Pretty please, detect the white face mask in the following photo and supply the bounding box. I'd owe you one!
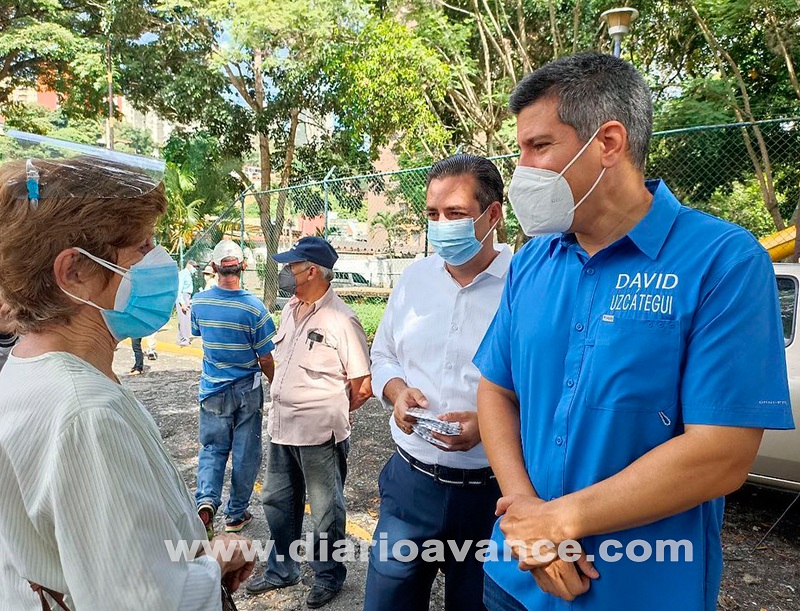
[508,126,605,236]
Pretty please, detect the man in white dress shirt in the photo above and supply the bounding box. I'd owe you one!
[364,154,512,611]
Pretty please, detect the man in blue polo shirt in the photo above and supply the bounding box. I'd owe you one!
[192,239,276,537]
[474,52,794,611]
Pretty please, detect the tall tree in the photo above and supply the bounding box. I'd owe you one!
[117,0,449,305]
[0,1,104,111]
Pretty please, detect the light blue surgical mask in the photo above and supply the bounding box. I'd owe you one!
[61,245,179,340]
[427,208,498,266]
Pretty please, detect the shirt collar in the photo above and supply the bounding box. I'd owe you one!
[625,179,682,260]
[481,244,513,278]
[287,285,335,314]
[548,179,681,260]
[437,243,513,280]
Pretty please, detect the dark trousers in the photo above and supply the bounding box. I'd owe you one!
[484,575,529,611]
[131,338,143,371]
[260,435,350,592]
[363,451,501,611]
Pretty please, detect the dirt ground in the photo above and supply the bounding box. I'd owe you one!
[114,347,800,611]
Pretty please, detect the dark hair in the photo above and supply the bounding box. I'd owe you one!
[426,154,504,212]
[217,263,242,277]
[509,52,653,170]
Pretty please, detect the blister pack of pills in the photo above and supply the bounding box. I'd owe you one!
[407,408,462,436]
[412,424,452,449]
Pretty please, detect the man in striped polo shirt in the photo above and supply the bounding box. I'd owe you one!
[191,239,276,537]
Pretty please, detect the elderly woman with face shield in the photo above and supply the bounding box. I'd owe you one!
[0,150,253,611]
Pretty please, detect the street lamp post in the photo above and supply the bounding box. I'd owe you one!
[600,7,639,57]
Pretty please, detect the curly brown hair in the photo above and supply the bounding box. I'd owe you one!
[0,157,167,333]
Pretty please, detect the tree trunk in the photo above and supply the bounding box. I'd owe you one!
[767,10,800,102]
[513,231,530,253]
[262,109,301,306]
[495,211,508,244]
[687,2,784,230]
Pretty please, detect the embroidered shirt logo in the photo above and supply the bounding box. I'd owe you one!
[609,272,679,315]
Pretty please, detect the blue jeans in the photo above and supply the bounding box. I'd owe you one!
[260,435,350,592]
[131,338,143,371]
[195,375,264,519]
[484,575,529,611]
[363,451,501,611]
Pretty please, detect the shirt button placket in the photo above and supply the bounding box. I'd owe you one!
[551,262,600,499]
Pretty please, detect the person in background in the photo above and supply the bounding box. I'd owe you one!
[177,259,197,346]
[130,337,145,375]
[474,52,794,611]
[144,333,158,360]
[246,236,372,609]
[191,239,276,538]
[203,264,217,289]
[0,155,253,610]
[364,155,509,611]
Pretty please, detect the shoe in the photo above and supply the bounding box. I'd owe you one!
[146,351,158,361]
[129,367,143,376]
[306,586,341,608]
[245,572,300,595]
[224,509,252,532]
[197,503,215,540]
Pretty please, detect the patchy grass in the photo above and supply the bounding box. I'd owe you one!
[270,300,387,342]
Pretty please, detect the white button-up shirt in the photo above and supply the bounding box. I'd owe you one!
[371,245,512,469]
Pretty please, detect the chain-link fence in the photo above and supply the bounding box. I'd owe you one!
[648,118,800,259]
[184,117,800,339]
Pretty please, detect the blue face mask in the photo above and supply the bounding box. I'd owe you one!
[427,208,498,266]
[62,245,179,341]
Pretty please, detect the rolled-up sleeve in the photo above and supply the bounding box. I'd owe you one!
[52,407,222,611]
[338,315,371,380]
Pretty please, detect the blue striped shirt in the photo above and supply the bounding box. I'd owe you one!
[191,286,276,401]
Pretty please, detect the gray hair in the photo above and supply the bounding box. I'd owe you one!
[509,52,653,171]
[312,264,334,282]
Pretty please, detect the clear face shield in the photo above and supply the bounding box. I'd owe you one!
[0,128,173,341]
[0,127,166,207]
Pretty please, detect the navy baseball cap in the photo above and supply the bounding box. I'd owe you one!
[272,236,339,269]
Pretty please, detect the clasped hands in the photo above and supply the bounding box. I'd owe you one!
[497,494,599,602]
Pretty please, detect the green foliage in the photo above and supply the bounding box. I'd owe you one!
[157,130,243,253]
[370,209,419,255]
[7,0,800,247]
[327,17,451,156]
[156,162,205,252]
[693,179,778,238]
[0,1,104,111]
[163,130,240,211]
[349,300,386,341]
[116,123,155,156]
[1,103,55,135]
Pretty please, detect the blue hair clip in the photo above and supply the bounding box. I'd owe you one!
[26,159,39,209]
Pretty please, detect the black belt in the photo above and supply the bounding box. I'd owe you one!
[397,446,496,487]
